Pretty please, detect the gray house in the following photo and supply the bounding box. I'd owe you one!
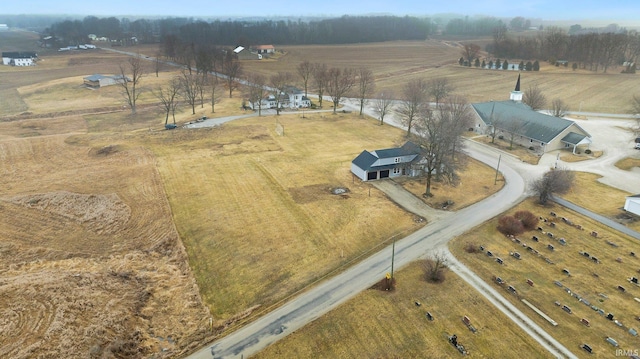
[351,142,423,181]
[471,75,592,154]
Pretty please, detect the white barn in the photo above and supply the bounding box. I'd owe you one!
[624,195,640,216]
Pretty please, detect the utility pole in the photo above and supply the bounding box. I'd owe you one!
[390,237,396,279]
[494,154,502,185]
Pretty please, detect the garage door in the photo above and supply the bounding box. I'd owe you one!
[367,171,378,180]
[380,170,390,179]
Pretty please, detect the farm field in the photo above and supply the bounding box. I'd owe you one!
[449,199,640,358]
[2,29,639,358]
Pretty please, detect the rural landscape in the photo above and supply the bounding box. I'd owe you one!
[1,11,640,359]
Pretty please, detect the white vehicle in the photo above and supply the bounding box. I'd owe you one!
[78,45,87,50]
[634,143,640,150]
[85,44,96,49]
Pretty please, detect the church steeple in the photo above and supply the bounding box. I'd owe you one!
[510,73,523,102]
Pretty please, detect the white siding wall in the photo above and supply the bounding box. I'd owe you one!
[624,198,640,216]
[373,154,415,166]
[351,163,367,181]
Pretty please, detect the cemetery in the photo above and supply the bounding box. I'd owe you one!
[450,199,640,356]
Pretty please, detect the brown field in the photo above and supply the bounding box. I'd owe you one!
[449,199,640,358]
[254,261,552,359]
[615,157,640,171]
[2,29,639,358]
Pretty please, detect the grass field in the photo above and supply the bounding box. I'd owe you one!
[254,261,552,359]
[449,199,640,358]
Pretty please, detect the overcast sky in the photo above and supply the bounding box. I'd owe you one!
[1,0,638,21]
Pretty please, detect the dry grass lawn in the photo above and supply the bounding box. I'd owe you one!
[615,157,640,171]
[560,150,603,162]
[396,154,504,211]
[142,113,424,322]
[471,135,542,164]
[563,172,638,232]
[254,261,552,359]
[450,198,640,358]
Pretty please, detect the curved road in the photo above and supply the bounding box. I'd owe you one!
[189,101,580,359]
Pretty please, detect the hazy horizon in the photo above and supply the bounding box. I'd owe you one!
[1,0,639,23]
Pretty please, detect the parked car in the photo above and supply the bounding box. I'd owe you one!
[635,143,640,150]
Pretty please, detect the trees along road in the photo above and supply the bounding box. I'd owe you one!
[189,100,581,359]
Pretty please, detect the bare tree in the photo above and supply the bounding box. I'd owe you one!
[244,73,267,116]
[428,77,454,106]
[374,91,395,125]
[551,98,570,117]
[532,168,575,204]
[210,76,222,113]
[503,117,525,150]
[154,51,163,77]
[356,67,376,117]
[179,70,200,115]
[326,67,356,114]
[411,97,471,197]
[397,78,428,136]
[154,77,180,126]
[422,252,448,283]
[270,72,294,115]
[311,63,328,108]
[297,60,313,98]
[118,56,145,114]
[461,43,481,66]
[523,84,547,111]
[218,51,243,98]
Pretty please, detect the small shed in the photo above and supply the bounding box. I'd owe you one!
[624,195,640,216]
[83,74,129,88]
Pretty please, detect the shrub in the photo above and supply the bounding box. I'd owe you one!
[514,210,538,230]
[585,149,592,154]
[464,242,480,253]
[423,256,448,283]
[529,146,534,151]
[497,215,524,236]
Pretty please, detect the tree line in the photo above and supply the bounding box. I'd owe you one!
[44,15,433,48]
[488,26,640,73]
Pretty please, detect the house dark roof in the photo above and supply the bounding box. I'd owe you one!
[472,100,589,144]
[561,132,589,145]
[374,141,420,159]
[2,51,37,58]
[352,150,378,171]
[352,141,421,172]
[628,194,640,198]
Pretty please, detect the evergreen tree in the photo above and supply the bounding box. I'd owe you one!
[474,58,480,67]
[525,61,533,71]
[519,61,524,70]
[533,60,540,71]
[459,57,464,66]
[488,60,494,69]
[481,60,486,68]
[502,60,509,70]
[495,59,501,69]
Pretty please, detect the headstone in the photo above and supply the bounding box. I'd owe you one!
[486,251,493,257]
[607,313,614,320]
[606,337,618,347]
[537,227,543,231]
[591,231,598,237]
[496,257,503,265]
[581,318,590,326]
[515,238,521,244]
[558,238,567,245]
[581,344,593,353]
[426,312,434,321]
[550,222,556,227]
[479,245,485,251]
[580,251,590,257]
[495,277,504,284]
[532,235,539,242]
[607,240,618,247]
[508,285,516,294]
[527,279,534,286]
[547,232,554,238]
[550,212,557,217]
[548,244,555,251]
[462,316,471,325]
[631,277,638,284]
[631,252,636,257]
[562,268,571,275]
[617,285,625,292]
[513,252,521,259]
[630,328,638,336]
[591,256,599,263]
[554,281,563,287]
[555,301,561,306]
[616,257,623,263]
[562,305,572,314]
[599,293,608,299]
[598,309,605,315]
[415,301,421,306]
[545,257,554,264]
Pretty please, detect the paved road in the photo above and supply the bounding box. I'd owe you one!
[553,197,640,240]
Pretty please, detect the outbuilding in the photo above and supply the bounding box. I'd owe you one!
[624,195,640,216]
